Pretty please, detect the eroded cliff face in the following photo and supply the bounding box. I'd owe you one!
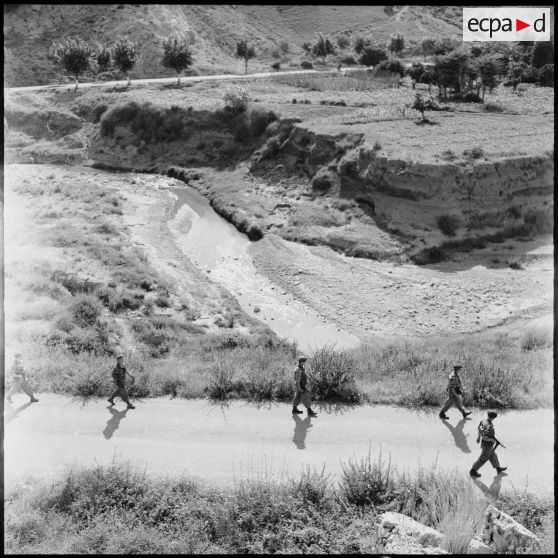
[252,123,553,253]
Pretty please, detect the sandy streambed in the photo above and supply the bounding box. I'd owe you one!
[168,186,361,350]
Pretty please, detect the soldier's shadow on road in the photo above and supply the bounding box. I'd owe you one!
[4,401,33,424]
[441,418,472,453]
[103,406,130,440]
[473,474,505,498]
[292,414,313,450]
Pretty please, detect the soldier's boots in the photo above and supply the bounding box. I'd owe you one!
[469,469,481,478]
[30,397,39,403]
[439,412,449,419]
[307,409,318,417]
[127,404,135,409]
[107,398,115,405]
[292,406,303,414]
[462,411,472,419]
[496,467,507,474]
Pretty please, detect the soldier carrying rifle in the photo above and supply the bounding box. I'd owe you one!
[439,364,472,420]
[108,354,135,409]
[470,410,507,477]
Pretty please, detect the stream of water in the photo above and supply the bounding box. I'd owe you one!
[167,186,361,351]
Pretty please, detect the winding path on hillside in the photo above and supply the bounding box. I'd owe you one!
[4,394,553,497]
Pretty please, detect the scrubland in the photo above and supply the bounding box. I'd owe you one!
[4,454,554,554]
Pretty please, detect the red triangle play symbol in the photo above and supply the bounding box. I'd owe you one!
[516,19,530,32]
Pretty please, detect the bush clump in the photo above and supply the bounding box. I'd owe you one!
[309,346,361,402]
[437,214,460,237]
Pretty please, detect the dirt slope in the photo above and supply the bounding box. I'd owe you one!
[4,4,462,87]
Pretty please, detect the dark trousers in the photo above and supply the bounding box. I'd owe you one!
[109,385,132,405]
[292,388,311,409]
[472,441,501,471]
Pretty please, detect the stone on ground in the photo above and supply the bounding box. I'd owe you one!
[377,512,448,554]
[481,505,538,552]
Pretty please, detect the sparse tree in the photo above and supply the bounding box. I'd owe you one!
[359,46,387,67]
[96,47,111,73]
[434,48,471,99]
[532,41,554,68]
[112,39,139,86]
[301,41,312,53]
[409,62,424,89]
[161,36,193,85]
[432,37,456,55]
[389,33,405,57]
[337,35,350,50]
[475,55,502,100]
[311,33,336,63]
[421,38,436,61]
[353,36,370,55]
[537,64,554,87]
[49,38,92,91]
[235,38,256,74]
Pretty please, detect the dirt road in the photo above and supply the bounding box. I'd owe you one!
[6,68,338,93]
[5,394,553,497]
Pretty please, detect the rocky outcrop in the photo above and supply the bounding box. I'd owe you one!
[376,512,448,554]
[481,505,539,553]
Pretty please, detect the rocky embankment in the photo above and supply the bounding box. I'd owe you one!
[5,97,554,262]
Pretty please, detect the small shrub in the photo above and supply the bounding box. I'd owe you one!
[69,295,103,327]
[223,86,250,113]
[484,102,503,113]
[437,214,460,237]
[300,60,313,70]
[521,324,552,351]
[154,294,171,308]
[463,146,484,159]
[441,149,457,161]
[413,246,448,265]
[508,258,524,270]
[309,345,361,402]
[373,140,382,151]
[290,465,331,507]
[340,449,396,506]
[271,61,281,71]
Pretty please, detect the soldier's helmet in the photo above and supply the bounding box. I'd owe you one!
[297,355,308,362]
[453,364,463,371]
[487,411,498,418]
[14,352,22,358]
[116,354,124,359]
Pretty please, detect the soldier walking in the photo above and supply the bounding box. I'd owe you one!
[108,354,135,409]
[439,364,472,420]
[5,353,39,404]
[470,410,507,477]
[292,356,318,417]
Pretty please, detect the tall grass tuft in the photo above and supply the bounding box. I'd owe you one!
[340,448,396,507]
[309,345,361,402]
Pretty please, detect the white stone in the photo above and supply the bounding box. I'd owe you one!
[482,505,539,552]
[377,512,447,554]
[467,537,494,554]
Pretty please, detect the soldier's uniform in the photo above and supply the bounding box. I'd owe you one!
[292,356,317,417]
[470,416,505,475]
[6,355,38,403]
[108,360,134,408]
[292,366,311,409]
[439,366,470,418]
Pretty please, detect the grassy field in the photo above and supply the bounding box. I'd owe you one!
[4,454,554,554]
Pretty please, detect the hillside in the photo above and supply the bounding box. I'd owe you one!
[3,4,462,87]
